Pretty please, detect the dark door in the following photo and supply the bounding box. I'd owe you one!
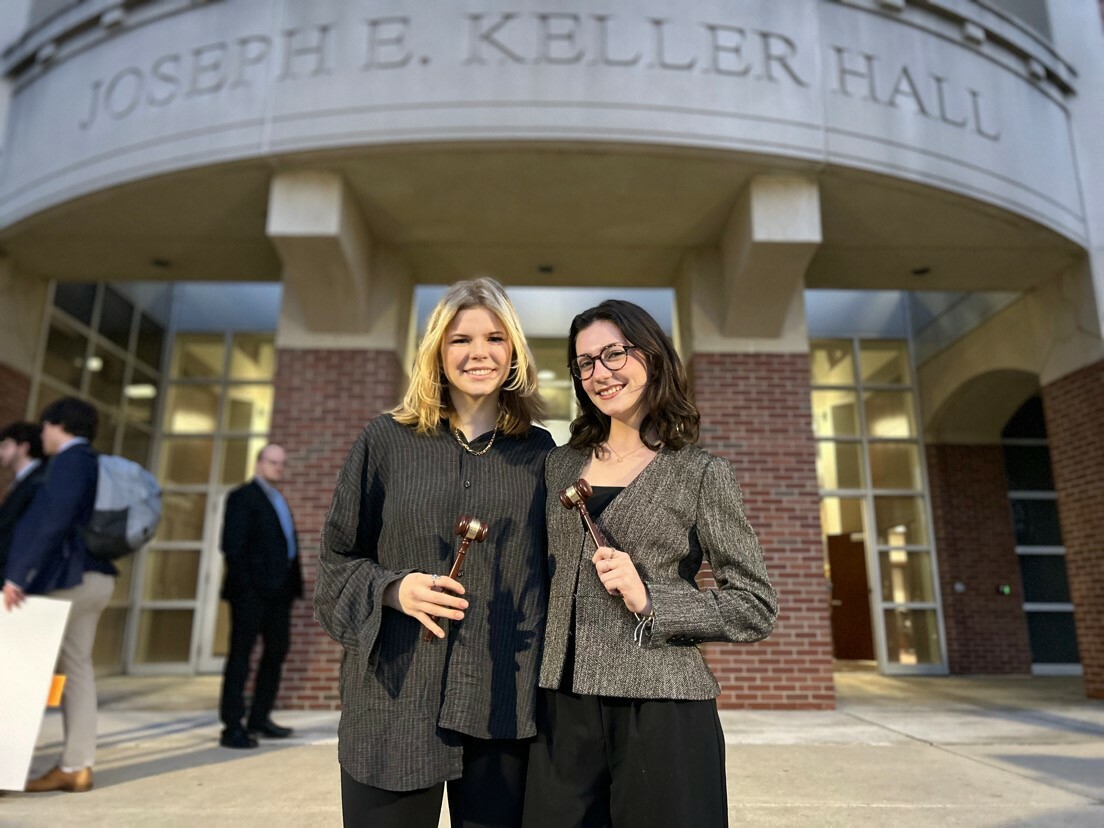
[827,534,875,660]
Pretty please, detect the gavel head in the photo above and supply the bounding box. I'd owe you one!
[454,515,490,543]
[558,478,594,510]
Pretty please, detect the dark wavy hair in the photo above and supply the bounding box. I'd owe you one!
[567,300,699,453]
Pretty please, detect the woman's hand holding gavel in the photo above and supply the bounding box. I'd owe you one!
[592,546,651,615]
[383,573,467,640]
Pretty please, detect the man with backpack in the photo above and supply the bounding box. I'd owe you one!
[2,398,117,793]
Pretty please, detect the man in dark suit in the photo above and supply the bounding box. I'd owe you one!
[3,398,117,793]
[0,421,48,580]
[218,443,303,749]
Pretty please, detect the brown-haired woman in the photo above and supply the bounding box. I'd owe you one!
[523,299,778,827]
[315,277,555,827]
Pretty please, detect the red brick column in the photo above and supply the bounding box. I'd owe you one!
[691,353,835,710]
[0,362,33,491]
[1042,360,1104,699]
[927,444,1031,674]
[268,348,403,710]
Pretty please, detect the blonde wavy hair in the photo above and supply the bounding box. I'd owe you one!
[392,277,545,435]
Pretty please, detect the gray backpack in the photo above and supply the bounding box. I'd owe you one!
[83,455,162,561]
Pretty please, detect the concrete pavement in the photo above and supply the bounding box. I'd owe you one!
[2,673,1102,826]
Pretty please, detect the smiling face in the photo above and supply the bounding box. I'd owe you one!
[441,306,513,408]
[574,319,648,428]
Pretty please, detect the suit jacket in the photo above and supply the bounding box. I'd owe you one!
[221,479,302,601]
[540,443,778,700]
[7,443,114,594]
[0,460,49,578]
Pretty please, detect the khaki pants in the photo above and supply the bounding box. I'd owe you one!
[48,571,115,769]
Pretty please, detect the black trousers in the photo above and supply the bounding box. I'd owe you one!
[522,688,728,828]
[219,590,292,730]
[340,735,529,828]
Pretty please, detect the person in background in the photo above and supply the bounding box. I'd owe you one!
[218,443,302,749]
[3,398,117,793]
[315,277,554,827]
[0,421,48,580]
[524,300,778,828]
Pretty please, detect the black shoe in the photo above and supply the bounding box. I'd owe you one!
[220,728,259,749]
[247,719,293,739]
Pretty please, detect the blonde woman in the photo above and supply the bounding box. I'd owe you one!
[315,277,555,827]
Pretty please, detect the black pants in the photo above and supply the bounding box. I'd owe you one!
[340,735,529,828]
[219,590,292,730]
[522,688,728,828]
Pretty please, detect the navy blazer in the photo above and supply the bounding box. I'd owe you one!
[220,479,303,601]
[0,460,49,578]
[7,442,115,594]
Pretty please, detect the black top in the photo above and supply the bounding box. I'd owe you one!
[314,415,555,791]
[585,485,623,520]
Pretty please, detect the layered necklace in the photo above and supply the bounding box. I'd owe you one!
[453,419,500,456]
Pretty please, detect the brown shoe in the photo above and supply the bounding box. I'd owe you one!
[25,765,93,793]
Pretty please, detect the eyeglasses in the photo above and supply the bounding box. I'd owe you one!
[569,344,641,380]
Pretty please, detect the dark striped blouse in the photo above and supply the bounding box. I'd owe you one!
[314,414,554,791]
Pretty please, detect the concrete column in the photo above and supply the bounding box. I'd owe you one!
[718,175,821,339]
[677,251,834,710]
[264,169,412,709]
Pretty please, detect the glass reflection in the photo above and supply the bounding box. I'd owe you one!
[163,385,220,434]
[869,442,922,490]
[859,341,910,385]
[816,441,865,490]
[864,391,916,438]
[874,497,928,546]
[812,390,859,438]
[143,549,200,601]
[229,334,276,380]
[223,385,273,433]
[884,609,941,665]
[134,610,194,663]
[810,341,855,385]
[879,549,934,603]
[158,492,208,542]
[159,437,214,485]
[172,334,225,379]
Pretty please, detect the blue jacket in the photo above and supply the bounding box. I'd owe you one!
[7,442,115,594]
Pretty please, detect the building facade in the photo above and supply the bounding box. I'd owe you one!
[1,0,1102,709]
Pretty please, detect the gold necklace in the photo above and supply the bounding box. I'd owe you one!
[603,441,649,463]
[453,423,499,456]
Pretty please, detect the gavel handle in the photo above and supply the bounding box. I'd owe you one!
[578,506,607,550]
[422,538,473,643]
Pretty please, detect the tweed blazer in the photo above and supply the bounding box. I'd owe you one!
[314,415,554,791]
[540,443,778,700]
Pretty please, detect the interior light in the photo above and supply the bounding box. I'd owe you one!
[537,370,556,381]
[86,356,104,372]
[124,383,157,399]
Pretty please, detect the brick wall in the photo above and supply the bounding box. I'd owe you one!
[268,348,403,710]
[692,353,835,710]
[926,444,1031,674]
[0,362,32,492]
[1042,360,1104,699]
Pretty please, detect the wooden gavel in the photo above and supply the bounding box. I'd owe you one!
[559,478,607,550]
[423,514,490,643]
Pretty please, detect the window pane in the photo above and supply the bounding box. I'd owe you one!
[163,384,220,434]
[123,366,159,425]
[223,384,273,432]
[880,549,935,603]
[809,341,855,385]
[820,496,866,540]
[98,287,134,350]
[874,496,929,546]
[159,437,213,485]
[1003,445,1054,491]
[43,319,87,388]
[1010,499,1062,547]
[33,382,67,420]
[816,441,865,490]
[134,609,194,663]
[87,347,126,408]
[869,442,922,490]
[171,334,225,379]
[221,437,268,485]
[1025,612,1080,664]
[530,338,572,384]
[884,608,941,665]
[540,386,575,421]
[1019,555,1071,604]
[143,549,200,601]
[157,492,208,542]
[860,341,910,385]
[812,390,859,437]
[112,555,134,602]
[229,334,276,380]
[136,313,165,371]
[120,426,152,465]
[864,390,916,438]
[92,409,117,454]
[54,283,96,326]
[92,607,127,671]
